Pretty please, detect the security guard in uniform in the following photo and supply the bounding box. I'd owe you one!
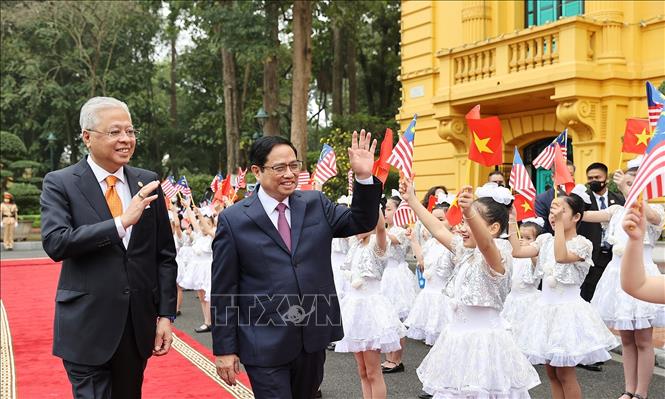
[1,192,19,250]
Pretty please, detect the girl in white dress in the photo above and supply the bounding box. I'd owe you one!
[336,210,406,399]
[501,218,543,336]
[331,237,350,299]
[509,186,618,399]
[404,205,453,345]
[581,168,665,399]
[380,196,418,373]
[184,205,216,333]
[402,181,540,399]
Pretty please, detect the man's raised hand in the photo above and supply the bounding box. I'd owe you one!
[348,129,377,181]
[120,180,160,229]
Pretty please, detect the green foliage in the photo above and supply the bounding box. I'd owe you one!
[9,160,42,170]
[0,131,27,160]
[18,214,41,228]
[7,182,41,214]
[183,173,215,203]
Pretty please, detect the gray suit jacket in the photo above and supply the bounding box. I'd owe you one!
[41,157,177,365]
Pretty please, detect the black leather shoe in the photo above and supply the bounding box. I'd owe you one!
[382,362,404,374]
[313,389,322,398]
[194,324,211,333]
[417,391,433,399]
[326,342,336,351]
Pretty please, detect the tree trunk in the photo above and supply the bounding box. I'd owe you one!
[290,0,312,166]
[169,32,178,128]
[347,32,357,114]
[222,47,240,174]
[263,0,280,136]
[332,23,343,117]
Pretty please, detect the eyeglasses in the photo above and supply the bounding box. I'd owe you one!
[87,128,139,139]
[262,161,303,175]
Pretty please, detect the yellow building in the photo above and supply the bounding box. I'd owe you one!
[398,0,665,196]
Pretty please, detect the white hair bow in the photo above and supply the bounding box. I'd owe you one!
[475,182,514,205]
[522,217,545,227]
[391,189,401,198]
[570,184,592,204]
[627,155,643,169]
[437,193,457,205]
[337,195,351,205]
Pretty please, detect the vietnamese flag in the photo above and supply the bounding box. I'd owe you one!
[373,128,394,185]
[514,193,536,221]
[426,195,437,212]
[220,174,232,197]
[553,144,574,194]
[466,106,503,167]
[622,118,652,154]
[445,193,463,227]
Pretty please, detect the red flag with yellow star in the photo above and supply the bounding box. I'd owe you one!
[445,193,463,226]
[622,118,652,155]
[514,193,536,221]
[466,107,503,167]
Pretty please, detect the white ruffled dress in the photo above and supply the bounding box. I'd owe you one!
[331,237,350,299]
[175,231,194,287]
[417,237,541,399]
[591,204,665,330]
[405,238,453,345]
[335,236,406,353]
[380,226,418,320]
[501,257,542,337]
[513,234,619,366]
[178,232,213,301]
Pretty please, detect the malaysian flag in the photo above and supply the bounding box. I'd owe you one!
[161,176,178,200]
[393,199,417,228]
[314,144,338,185]
[347,169,354,195]
[176,176,191,197]
[388,114,417,178]
[210,174,223,192]
[509,147,536,202]
[532,129,568,170]
[296,171,310,190]
[646,81,664,131]
[624,111,665,209]
[236,168,247,189]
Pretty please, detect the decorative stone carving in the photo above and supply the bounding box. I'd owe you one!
[437,117,468,153]
[556,100,597,142]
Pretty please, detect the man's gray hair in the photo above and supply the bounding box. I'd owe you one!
[79,97,131,131]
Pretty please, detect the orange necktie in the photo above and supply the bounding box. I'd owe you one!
[105,176,123,217]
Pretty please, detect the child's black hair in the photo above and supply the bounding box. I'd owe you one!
[474,197,509,236]
[561,194,586,226]
[520,221,543,237]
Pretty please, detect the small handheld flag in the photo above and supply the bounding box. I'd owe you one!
[646,81,664,131]
[387,115,417,178]
[314,144,338,185]
[532,129,568,170]
[466,105,503,167]
[509,147,536,202]
[373,128,394,185]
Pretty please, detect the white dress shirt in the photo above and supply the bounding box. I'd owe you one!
[593,190,610,246]
[86,156,132,247]
[256,176,374,231]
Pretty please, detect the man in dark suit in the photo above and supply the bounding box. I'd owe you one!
[579,162,624,302]
[41,97,177,398]
[535,159,577,234]
[212,132,382,399]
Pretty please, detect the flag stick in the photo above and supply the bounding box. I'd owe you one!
[552,161,558,199]
[466,159,473,186]
[515,223,522,240]
[618,151,624,171]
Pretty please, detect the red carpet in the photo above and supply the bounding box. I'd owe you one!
[0,258,253,398]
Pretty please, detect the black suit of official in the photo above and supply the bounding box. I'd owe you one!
[578,188,624,302]
[40,157,177,398]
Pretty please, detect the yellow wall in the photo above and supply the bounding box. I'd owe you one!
[398,0,665,197]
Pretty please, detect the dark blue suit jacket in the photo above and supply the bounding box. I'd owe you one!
[211,179,382,367]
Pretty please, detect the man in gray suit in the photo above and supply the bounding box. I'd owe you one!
[41,97,177,398]
[212,132,382,399]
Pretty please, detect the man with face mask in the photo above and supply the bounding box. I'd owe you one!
[579,162,625,301]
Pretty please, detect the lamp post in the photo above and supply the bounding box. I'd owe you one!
[46,132,56,171]
[254,107,269,136]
